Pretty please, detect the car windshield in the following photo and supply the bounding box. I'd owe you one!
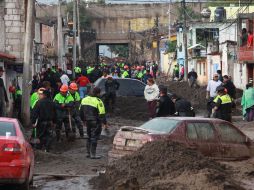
[139,118,179,134]
[0,121,16,136]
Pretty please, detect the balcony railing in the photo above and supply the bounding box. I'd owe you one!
[238,44,254,61]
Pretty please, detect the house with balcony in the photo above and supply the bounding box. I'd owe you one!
[237,13,254,89]
[176,21,237,86]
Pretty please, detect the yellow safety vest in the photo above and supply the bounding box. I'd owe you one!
[80,96,105,114]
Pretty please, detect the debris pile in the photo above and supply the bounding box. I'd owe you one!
[91,141,244,190]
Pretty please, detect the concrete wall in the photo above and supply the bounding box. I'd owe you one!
[0,1,5,52]
[4,0,25,62]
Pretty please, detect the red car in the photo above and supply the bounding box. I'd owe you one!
[0,118,34,190]
[109,117,254,162]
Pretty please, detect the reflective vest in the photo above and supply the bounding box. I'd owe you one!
[54,93,74,104]
[30,92,39,109]
[121,71,129,78]
[74,67,82,74]
[80,96,105,114]
[87,67,94,74]
[213,94,232,104]
[70,91,81,102]
[136,71,143,79]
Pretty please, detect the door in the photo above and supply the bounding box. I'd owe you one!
[214,122,251,159]
[185,121,221,157]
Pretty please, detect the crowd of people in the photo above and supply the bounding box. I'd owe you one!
[1,60,254,157]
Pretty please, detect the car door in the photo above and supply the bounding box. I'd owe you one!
[185,121,221,157]
[129,80,145,96]
[213,122,251,159]
[117,79,134,96]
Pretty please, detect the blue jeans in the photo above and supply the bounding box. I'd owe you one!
[79,87,87,99]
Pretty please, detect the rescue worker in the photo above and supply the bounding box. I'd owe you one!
[68,82,84,138]
[171,94,195,117]
[156,86,175,117]
[31,89,56,152]
[13,86,22,120]
[30,88,45,110]
[80,87,107,159]
[104,76,120,113]
[121,65,129,78]
[212,86,232,122]
[54,84,74,141]
[74,66,82,76]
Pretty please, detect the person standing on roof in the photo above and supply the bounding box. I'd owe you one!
[212,86,232,122]
[144,78,160,119]
[76,71,90,99]
[206,73,222,117]
[80,87,107,159]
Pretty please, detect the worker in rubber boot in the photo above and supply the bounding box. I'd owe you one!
[68,82,84,138]
[212,86,232,122]
[80,87,107,159]
[31,89,56,152]
[53,84,74,141]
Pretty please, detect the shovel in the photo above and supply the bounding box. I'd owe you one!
[67,109,76,141]
[30,120,40,147]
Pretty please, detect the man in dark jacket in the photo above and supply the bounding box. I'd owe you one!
[104,76,120,112]
[222,75,236,99]
[31,89,56,152]
[0,67,8,117]
[171,94,195,117]
[80,87,107,159]
[156,86,175,117]
[187,68,198,88]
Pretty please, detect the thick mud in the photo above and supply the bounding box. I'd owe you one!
[90,141,245,190]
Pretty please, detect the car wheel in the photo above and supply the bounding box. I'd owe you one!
[19,178,30,190]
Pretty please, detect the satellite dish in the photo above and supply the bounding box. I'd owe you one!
[201,8,211,18]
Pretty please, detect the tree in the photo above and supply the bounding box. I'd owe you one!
[66,1,92,30]
[108,45,129,58]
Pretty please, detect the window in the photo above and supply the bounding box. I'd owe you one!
[214,123,247,144]
[0,121,16,136]
[130,80,145,96]
[187,122,215,141]
[140,118,179,134]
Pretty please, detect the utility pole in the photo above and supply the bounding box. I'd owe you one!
[182,0,188,81]
[73,0,77,79]
[21,0,35,126]
[77,0,82,61]
[128,21,132,62]
[57,0,64,69]
[155,15,160,64]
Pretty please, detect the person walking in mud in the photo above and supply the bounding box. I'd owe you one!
[104,76,120,113]
[31,89,56,152]
[80,87,107,159]
[144,78,160,119]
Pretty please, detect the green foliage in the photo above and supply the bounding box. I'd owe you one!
[166,40,177,53]
[66,2,92,29]
[177,6,201,21]
[108,45,129,58]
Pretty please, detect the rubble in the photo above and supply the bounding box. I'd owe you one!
[90,141,245,190]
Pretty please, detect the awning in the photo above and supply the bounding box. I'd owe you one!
[0,52,16,61]
[187,44,206,50]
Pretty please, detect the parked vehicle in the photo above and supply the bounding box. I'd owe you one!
[109,117,254,162]
[0,118,34,190]
[93,78,146,97]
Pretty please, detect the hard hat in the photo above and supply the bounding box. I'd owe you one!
[136,66,141,70]
[69,82,78,91]
[60,84,68,92]
[124,65,128,69]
